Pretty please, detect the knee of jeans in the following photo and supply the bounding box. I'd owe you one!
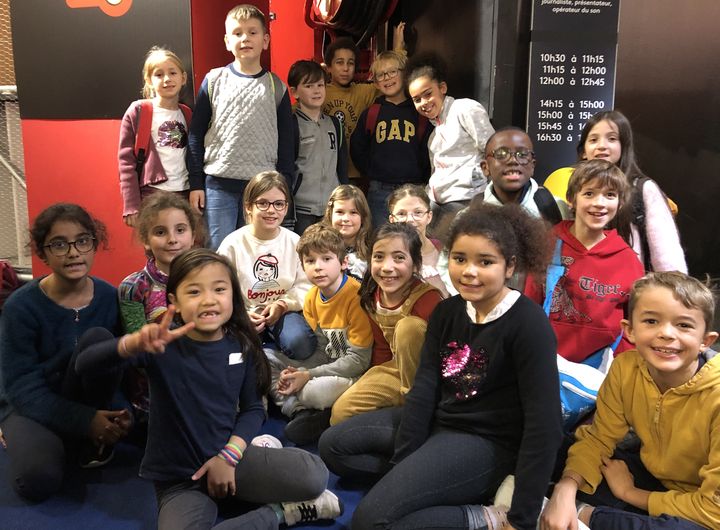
[13,461,63,502]
[317,427,342,475]
[276,319,316,360]
[289,450,329,499]
[352,496,393,530]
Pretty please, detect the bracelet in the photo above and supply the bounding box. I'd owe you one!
[217,443,244,467]
[118,335,130,357]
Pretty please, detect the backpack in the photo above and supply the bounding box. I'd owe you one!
[134,100,192,178]
[364,102,429,140]
[533,186,563,226]
[0,260,20,311]
[632,176,678,271]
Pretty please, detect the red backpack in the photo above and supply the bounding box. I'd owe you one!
[133,100,192,177]
[0,260,20,311]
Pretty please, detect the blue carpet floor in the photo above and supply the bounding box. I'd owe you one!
[0,415,367,529]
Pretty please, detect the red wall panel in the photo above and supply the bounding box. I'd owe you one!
[269,0,315,85]
[22,120,145,285]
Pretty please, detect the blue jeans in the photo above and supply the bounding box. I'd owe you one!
[578,447,706,530]
[368,180,405,229]
[319,407,516,530]
[269,311,317,361]
[205,176,248,250]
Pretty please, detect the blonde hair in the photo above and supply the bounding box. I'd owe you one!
[370,51,407,78]
[141,47,186,99]
[226,4,267,32]
[323,185,372,261]
[242,171,290,223]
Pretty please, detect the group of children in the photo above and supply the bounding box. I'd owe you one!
[0,3,713,530]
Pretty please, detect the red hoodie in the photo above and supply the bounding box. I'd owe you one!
[525,221,644,362]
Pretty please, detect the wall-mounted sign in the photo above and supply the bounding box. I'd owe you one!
[526,0,620,181]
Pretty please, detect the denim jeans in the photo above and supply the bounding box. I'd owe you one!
[319,407,517,530]
[205,176,248,250]
[368,180,406,229]
[269,311,317,361]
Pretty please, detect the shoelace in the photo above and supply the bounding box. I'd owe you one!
[297,502,318,522]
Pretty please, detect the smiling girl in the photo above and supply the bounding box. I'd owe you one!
[323,184,372,280]
[119,47,191,227]
[320,203,561,530]
[218,171,316,360]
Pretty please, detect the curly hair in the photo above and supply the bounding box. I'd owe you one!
[30,203,108,260]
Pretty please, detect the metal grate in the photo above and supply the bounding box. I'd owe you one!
[0,0,30,270]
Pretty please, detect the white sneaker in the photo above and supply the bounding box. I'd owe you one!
[251,434,283,449]
[494,474,515,509]
[282,489,343,526]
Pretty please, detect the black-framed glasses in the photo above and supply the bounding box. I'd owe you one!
[391,210,429,222]
[487,148,534,165]
[43,236,96,257]
[375,68,401,82]
[254,199,288,211]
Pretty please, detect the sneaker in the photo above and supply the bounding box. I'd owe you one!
[284,408,331,446]
[282,489,343,526]
[79,443,114,469]
[251,434,283,449]
[493,474,515,509]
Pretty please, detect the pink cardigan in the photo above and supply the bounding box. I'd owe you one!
[117,100,171,217]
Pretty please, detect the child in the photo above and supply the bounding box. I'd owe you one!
[76,249,342,529]
[319,203,562,530]
[350,50,431,226]
[270,224,373,445]
[322,25,405,186]
[118,47,191,227]
[578,110,686,272]
[525,159,645,364]
[323,184,372,280]
[287,59,348,235]
[541,272,720,530]
[387,184,449,297]
[187,4,295,249]
[329,222,443,425]
[0,204,128,501]
[406,53,495,240]
[480,126,563,225]
[118,192,202,417]
[218,171,316,360]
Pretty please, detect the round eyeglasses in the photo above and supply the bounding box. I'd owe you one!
[391,210,429,222]
[375,68,401,82]
[254,199,288,211]
[487,148,534,165]
[43,236,96,257]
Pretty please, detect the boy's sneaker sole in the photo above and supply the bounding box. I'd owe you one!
[282,489,343,526]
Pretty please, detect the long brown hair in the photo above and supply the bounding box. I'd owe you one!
[323,185,372,261]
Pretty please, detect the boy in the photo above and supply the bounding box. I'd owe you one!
[288,60,348,235]
[351,51,432,227]
[273,224,373,445]
[479,126,563,225]
[541,272,720,530]
[187,4,294,249]
[322,25,405,187]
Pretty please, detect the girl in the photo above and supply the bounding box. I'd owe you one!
[119,47,191,227]
[406,54,495,241]
[525,159,645,364]
[323,184,372,280]
[388,184,450,297]
[319,203,562,530]
[329,222,443,425]
[0,204,129,501]
[118,191,202,417]
[578,110,686,272]
[76,249,340,529]
[218,171,316,361]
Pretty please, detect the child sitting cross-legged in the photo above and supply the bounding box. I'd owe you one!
[270,224,373,445]
[541,271,720,530]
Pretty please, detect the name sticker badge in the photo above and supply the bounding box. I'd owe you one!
[228,352,244,365]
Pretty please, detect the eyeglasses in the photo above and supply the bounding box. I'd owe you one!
[43,236,96,257]
[487,148,534,165]
[375,68,401,82]
[391,210,429,222]
[254,199,288,211]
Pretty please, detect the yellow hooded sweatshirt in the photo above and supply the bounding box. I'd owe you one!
[566,349,720,529]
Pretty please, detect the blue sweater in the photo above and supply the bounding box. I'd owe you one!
[77,334,265,481]
[0,278,119,436]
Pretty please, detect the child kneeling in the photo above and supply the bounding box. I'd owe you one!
[541,272,720,530]
[270,224,373,445]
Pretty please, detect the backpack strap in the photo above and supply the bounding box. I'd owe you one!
[134,100,153,178]
[179,103,192,126]
[543,238,564,316]
[632,177,653,271]
[268,71,286,108]
[534,186,563,226]
[331,114,343,148]
[365,103,381,134]
[416,115,429,140]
